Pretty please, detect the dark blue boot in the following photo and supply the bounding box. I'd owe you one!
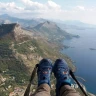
[53,59,71,96]
[37,59,52,86]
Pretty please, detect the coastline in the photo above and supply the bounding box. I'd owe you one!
[56,39,76,72]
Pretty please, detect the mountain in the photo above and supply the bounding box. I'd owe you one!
[0,23,31,96]
[0,23,75,96]
[0,23,94,96]
[0,14,46,27]
[0,14,80,41]
[0,19,4,24]
[62,20,96,28]
[33,21,76,42]
[55,20,96,30]
[0,23,34,42]
[1,14,96,30]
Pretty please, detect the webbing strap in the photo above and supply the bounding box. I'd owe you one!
[70,70,88,96]
[24,64,38,96]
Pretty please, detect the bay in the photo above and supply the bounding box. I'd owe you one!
[62,28,96,94]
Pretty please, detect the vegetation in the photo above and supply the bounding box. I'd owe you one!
[0,23,76,96]
[14,39,44,56]
[0,39,30,95]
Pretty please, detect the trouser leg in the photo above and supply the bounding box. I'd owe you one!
[60,85,81,96]
[31,84,51,96]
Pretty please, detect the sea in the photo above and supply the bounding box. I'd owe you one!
[62,28,96,94]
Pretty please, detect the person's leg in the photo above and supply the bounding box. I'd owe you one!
[60,85,80,96]
[31,59,52,96]
[53,59,81,96]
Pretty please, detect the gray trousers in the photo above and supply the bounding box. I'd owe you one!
[31,84,81,96]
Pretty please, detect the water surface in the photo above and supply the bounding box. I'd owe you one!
[63,28,96,94]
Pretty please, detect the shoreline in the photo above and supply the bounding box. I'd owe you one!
[56,39,76,72]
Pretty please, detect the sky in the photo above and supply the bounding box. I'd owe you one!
[0,0,96,24]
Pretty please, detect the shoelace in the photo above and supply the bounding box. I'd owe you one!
[38,67,51,80]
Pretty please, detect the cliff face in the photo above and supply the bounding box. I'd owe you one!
[0,23,16,39]
[0,23,32,41]
[13,23,31,41]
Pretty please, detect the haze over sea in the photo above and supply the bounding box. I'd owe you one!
[62,28,96,94]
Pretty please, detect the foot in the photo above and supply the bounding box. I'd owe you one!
[37,59,52,86]
[53,59,71,96]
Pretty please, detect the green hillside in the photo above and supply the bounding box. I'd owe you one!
[0,23,92,96]
[0,39,30,96]
[0,23,75,96]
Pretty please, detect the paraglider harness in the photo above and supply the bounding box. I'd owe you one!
[24,64,88,96]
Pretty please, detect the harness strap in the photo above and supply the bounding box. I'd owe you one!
[24,64,38,96]
[70,70,88,96]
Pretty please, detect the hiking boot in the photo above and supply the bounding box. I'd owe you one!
[37,59,52,86]
[53,59,71,96]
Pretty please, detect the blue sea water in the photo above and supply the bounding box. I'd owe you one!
[62,28,96,94]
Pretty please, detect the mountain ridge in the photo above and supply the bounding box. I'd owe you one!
[0,14,46,27]
[0,15,94,96]
[33,21,76,42]
[0,23,34,42]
